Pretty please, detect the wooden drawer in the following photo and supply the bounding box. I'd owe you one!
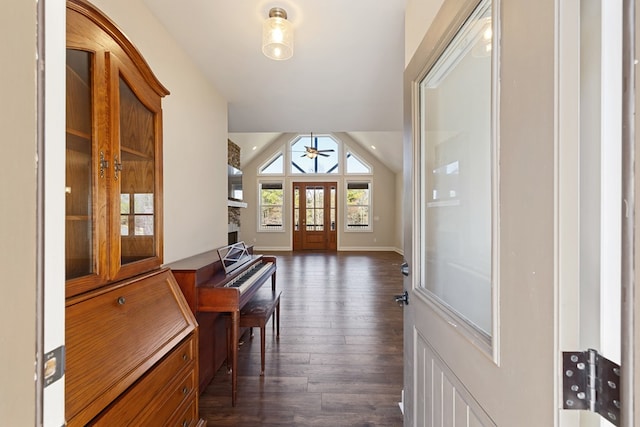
[169,399,202,427]
[66,268,197,426]
[142,369,196,425]
[91,335,196,425]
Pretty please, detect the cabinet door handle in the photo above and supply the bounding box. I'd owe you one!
[182,386,189,395]
[99,151,109,178]
[113,155,123,181]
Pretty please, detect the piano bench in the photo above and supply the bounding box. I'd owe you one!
[227,290,281,376]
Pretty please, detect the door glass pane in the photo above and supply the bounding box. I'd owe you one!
[418,0,493,338]
[294,186,300,231]
[330,186,336,231]
[120,194,130,235]
[119,77,156,264]
[65,49,94,280]
[134,193,154,214]
[306,186,324,231]
[133,193,154,235]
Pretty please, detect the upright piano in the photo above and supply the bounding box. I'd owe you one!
[166,242,276,405]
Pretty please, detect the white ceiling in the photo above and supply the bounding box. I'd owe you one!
[144,0,407,172]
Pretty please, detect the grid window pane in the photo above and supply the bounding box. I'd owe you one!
[134,193,153,214]
[259,182,284,231]
[346,182,371,230]
[134,215,154,236]
[121,194,130,214]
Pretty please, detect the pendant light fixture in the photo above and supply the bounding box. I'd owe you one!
[262,7,293,60]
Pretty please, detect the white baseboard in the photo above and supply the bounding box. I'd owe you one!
[253,246,404,254]
[253,246,293,252]
[337,246,399,252]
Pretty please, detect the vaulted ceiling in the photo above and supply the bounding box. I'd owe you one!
[144,0,407,172]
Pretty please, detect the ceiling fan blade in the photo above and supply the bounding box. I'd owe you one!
[318,153,330,157]
[317,149,335,153]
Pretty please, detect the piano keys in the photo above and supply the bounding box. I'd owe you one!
[166,242,277,406]
[196,255,276,313]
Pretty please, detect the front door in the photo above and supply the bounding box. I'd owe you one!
[401,0,625,425]
[292,182,337,251]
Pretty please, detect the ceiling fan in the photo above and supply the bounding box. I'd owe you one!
[301,146,334,158]
[294,133,335,159]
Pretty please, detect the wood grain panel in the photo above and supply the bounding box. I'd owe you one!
[92,336,195,425]
[65,268,194,425]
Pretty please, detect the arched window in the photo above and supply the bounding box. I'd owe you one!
[345,150,371,174]
[259,152,284,175]
[255,133,375,235]
[290,134,339,174]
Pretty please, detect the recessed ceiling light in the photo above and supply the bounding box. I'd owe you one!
[371,145,377,150]
[252,146,257,150]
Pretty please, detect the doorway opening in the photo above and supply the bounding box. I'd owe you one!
[292,182,337,251]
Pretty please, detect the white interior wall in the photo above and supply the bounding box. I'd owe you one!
[405,0,446,67]
[239,132,399,251]
[92,0,230,263]
[0,0,38,423]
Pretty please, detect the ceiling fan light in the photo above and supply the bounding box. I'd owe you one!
[262,7,293,60]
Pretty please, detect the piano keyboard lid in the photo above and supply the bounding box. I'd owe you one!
[217,241,255,275]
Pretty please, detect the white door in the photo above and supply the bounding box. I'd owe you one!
[402,0,625,426]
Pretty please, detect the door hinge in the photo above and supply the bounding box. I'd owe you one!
[562,349,620,426]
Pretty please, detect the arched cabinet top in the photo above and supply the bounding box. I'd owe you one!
[67,0,170,98]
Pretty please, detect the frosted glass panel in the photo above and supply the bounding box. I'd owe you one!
[418,0,493,337]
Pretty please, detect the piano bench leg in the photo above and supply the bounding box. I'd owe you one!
[237,291,282,377]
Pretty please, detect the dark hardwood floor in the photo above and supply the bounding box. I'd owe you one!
[199,251,405,426]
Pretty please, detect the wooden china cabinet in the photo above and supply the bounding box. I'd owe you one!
[65,1,204,425]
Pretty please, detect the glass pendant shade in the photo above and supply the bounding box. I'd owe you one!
[262,7,293,60]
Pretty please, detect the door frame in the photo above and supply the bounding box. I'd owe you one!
[292,181,338,251]
[622,0,636,424]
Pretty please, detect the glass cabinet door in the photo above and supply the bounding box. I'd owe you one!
[117,77,158,267]
[65,49,95,281]
[66,3,167,296]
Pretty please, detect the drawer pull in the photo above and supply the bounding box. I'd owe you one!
[182,353,188,361]
[182,420,189,427]
[182,386,189,395]
[117,296,126,305]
